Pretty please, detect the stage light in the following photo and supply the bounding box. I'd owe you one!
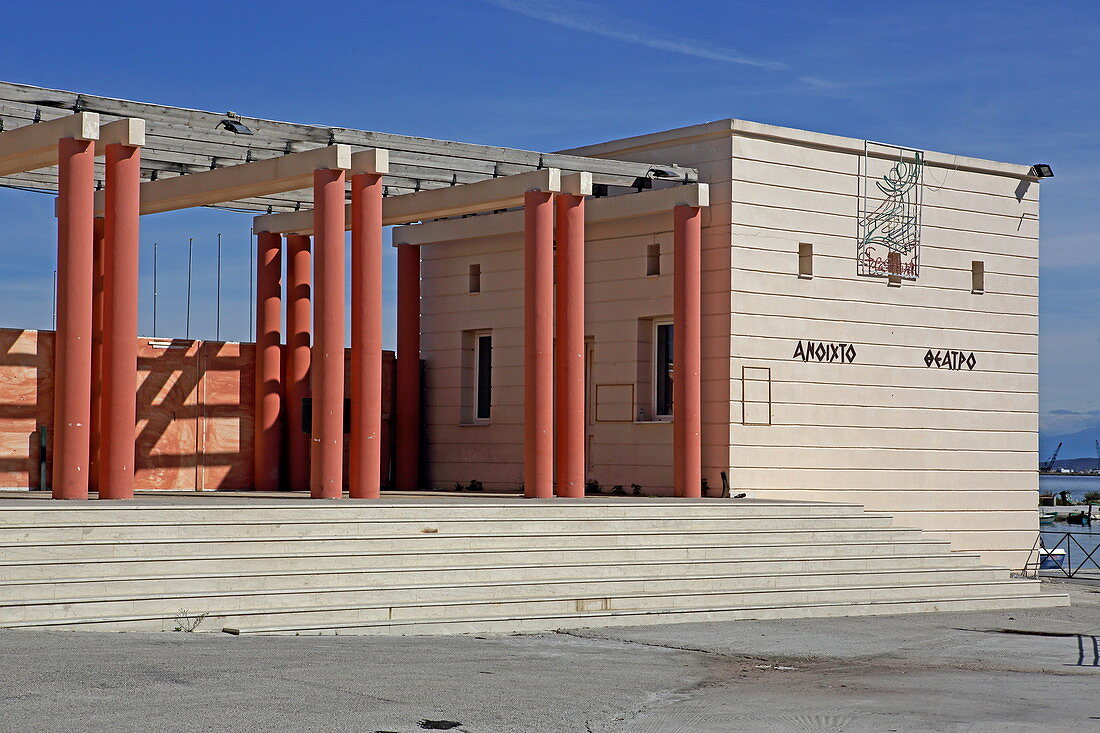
[217,117,254,135]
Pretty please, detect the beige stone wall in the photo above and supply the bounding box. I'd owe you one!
[418,132,733,493]
[418,120,1040,568]
[568,121,1040,568]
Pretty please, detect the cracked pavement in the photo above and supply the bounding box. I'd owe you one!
[1,582,1098,732]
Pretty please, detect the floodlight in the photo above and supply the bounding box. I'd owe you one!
[1029,164,1054,178]
[217,118,254,135]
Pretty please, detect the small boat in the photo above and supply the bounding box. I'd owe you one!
[1039,547,1067,570]
[1067,511,1092,526]
[1039,511,1057,525]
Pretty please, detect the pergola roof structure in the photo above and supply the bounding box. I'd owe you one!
[0,80,697,215]
[0,79,708,504]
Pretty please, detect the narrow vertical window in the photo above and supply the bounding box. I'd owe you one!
[655,322,674,417]
[468,263,481,293]
[887,252,903,287]
[646,243,661,276]
[971,260,985,294]
[475,332,492,420]
[798,242,813,279]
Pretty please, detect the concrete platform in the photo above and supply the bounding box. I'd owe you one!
[0,489,809,506]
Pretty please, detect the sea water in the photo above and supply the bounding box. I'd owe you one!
[1039,474,1100,570]
[1040,473,1100,502]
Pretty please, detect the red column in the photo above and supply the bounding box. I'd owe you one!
[673,205,702,498]
[53,137,95,500]
[555,194,585,498]
[254,230,282,491]
[350,173,383,499]
[285,234,312,492]
[524,190,554,499]
[89,217,105,493]
[310,168,346,499]
[394,244,420,491]
[99,143,141,499]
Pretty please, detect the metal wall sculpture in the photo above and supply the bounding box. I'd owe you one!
[857,143,924,280]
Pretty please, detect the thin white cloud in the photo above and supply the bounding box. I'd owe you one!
[483,0,786,70]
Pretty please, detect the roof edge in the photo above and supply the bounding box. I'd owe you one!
[559,118,1036,179]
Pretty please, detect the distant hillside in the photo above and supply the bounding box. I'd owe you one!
[1048,457,1100,472]
[1039,426,1100,465]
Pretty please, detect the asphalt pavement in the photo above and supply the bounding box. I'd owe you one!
[2,581,1098,732]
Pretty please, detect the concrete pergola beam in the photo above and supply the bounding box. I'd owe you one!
[97,118,146,149]
[0,112,99,176]
[253,167,563,234]
[561,171,593,196]
[393,182,710,246]
[93,144,354,216]
[350,148,389,175]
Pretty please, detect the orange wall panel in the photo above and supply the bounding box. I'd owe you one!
[0,330,53,488]
[0,328,395,491]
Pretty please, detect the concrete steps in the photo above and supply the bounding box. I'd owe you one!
[0,499,1066,634]
[0,568,1016,621]
[222,593,1068,637]
[0,554,1001,598]
[0,514,897,542]
[0,530,938,562]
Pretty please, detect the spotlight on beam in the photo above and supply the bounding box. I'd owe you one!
[648,168,681,180]
[1029,163,1054,179]
[217,117,254,135]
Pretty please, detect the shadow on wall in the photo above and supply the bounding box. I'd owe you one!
[0,327,397,491]
[0,329,53,488]
[0,329,255,490]
[134,338,255,491]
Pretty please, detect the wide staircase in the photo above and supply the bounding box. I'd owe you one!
[0,499,1066,635]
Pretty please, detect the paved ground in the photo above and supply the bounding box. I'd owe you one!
[2,582,1098,732]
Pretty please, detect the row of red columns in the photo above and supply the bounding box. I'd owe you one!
[391,191,702,499]
[53,137,142,499]
[253,169,387,498]
[54,151,699,500]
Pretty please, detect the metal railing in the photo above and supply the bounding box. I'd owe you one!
[1024,531,1100,578]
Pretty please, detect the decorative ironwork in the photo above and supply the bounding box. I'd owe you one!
[857,144,924,280]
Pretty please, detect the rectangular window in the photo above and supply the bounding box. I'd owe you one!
[971,260,985,294]
[798,243,813,279]
[475,332,492,420]
[468,263,481,293]
[887,252,903,287]
[655,321,673,417]
[646,243,661,276]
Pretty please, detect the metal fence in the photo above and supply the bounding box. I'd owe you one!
[1025,531,1100,579]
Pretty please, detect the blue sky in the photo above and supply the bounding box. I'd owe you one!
[0,1,1096,456]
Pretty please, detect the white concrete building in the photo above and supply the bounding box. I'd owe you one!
[397,119,1041,568]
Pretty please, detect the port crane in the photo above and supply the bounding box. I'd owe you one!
[1041,442,1062,473]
